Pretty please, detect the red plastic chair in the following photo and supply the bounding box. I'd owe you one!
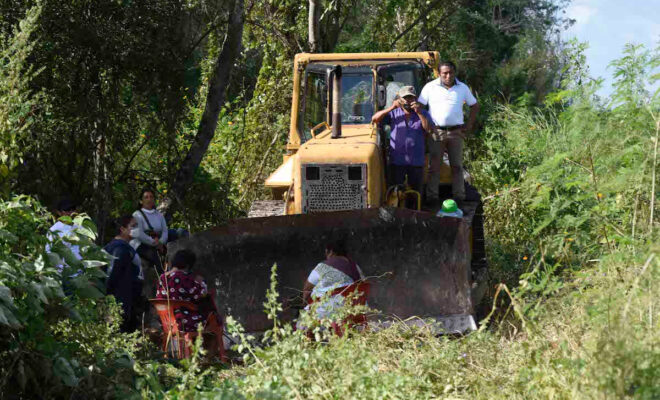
[306,280,370,337]
[150,298,227,362]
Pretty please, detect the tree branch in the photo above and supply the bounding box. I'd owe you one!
[238,130,281,206]
[409,8,457,51]
[308,0,320,52]
[223,104,249,186]
[390,0,445,49]
[246,18,303,53]
[118,138,150,181]
[183,18,225,61]
[167,0,245,214]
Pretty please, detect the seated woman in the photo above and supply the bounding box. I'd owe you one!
[301,239,365,322]
[155,249,210,333]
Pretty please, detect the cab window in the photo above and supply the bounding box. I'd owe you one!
[379,63,428,108]
[300,71,327,143]
[340,73,374,124]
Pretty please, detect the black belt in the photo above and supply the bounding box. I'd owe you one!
[435,124,463,131]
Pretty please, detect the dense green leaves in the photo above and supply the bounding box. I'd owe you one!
[1,0,237,236]
[0,196,144,398]
[0,5,42,197]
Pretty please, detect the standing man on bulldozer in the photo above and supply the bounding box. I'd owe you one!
[418,61,479,204]
[371,86,432,194]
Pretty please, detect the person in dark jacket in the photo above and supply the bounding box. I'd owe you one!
[104,215,142,332]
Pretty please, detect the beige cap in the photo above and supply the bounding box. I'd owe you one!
[398,86,416,98]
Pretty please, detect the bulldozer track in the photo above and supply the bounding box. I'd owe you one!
[248,200,285,218]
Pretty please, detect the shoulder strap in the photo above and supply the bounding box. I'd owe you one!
[138,209,155,232]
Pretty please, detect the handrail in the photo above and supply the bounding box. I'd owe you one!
[403,189,422,211]
[310,121,330,138]
[385,185,422,210]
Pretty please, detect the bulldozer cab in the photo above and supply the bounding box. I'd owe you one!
[261,52,446,215]
[298,64,377,144]
[296,58,435,146]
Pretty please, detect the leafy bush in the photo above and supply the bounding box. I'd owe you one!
[0,5,42,197]
[0,196,144,398]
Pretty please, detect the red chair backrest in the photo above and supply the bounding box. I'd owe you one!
[307,280,370,305]
[149,299,199,335]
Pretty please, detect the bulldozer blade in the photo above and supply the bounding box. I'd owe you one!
[168,206,478,333]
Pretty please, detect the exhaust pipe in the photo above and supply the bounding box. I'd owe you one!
[331,65,342,139]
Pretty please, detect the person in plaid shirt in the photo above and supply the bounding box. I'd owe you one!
[156,249,209,332]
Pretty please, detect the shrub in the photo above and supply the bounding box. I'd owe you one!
[0,196,143,398]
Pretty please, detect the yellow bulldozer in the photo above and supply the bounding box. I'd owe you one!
[171,52,488,334]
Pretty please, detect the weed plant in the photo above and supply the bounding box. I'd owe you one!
[0,196,146,398]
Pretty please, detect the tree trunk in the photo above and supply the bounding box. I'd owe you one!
[419,0,429,51]
[167,0,245,213]
[323,0,342,52]
[308,0,321,52]
[90,66,111,244]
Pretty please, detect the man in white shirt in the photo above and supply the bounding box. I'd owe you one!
[418,61,480,202]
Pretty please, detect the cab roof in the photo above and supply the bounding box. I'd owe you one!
[294,52,439,65]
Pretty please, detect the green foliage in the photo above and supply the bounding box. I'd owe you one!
[0,196,144,398]
[474,42,659,290]
[133,251,658,399]
[1,2,658,398]
[0,0,237,237]
[0,5,42,198]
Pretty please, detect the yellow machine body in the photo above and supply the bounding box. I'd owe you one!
[264,51,452,215]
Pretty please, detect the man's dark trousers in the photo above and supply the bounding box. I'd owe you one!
[389,164,423,194]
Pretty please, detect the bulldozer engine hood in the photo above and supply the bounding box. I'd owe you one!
[297,124,378,163]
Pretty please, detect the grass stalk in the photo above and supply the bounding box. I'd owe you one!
[650,117,658,233]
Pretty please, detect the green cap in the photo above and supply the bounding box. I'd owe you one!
[441,199,458,213]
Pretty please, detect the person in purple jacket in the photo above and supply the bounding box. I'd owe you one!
[371,85,432,194]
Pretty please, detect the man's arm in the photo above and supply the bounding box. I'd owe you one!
[413,103,432,133]
[464,102,480,133]
[371,101,399,124]
[132,212,156,246]
[302,280,315,304]
[159,213,168,244]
